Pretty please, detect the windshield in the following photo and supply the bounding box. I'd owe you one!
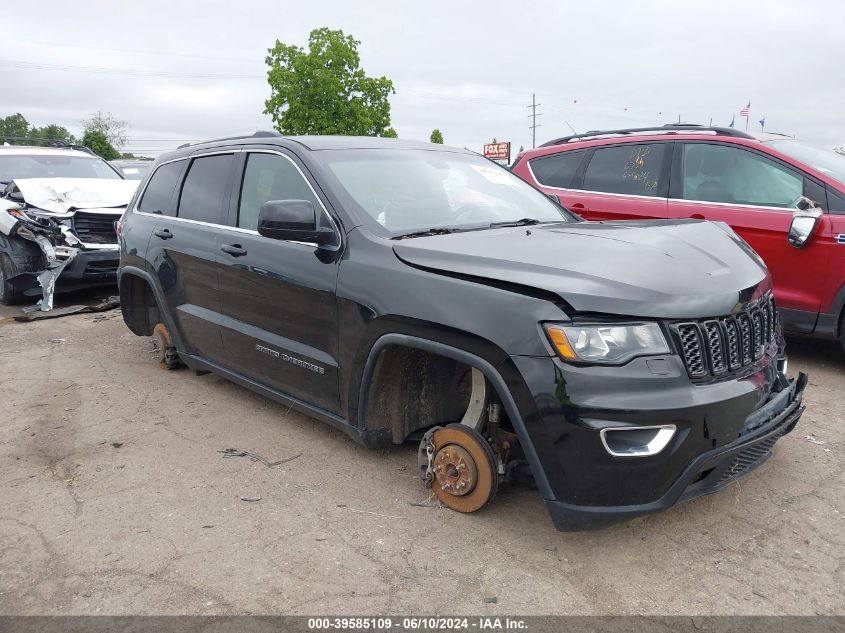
[321,149,571,234]
[113,163,152,180]
[767,140,845,186]
[0,153,122,184]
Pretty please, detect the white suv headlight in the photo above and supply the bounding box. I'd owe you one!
[544,322,670,364]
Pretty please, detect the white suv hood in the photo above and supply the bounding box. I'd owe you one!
[11,177,139,214]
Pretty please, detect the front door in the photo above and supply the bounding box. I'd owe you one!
[216,150,342,414]
[667,142,831,329]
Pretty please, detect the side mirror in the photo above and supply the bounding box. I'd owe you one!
[257,200,335,246]
[788,197,823,249]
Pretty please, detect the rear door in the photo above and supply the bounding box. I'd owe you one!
[667,141,831,329]
[146,152,236,363]
[558,142,670,220]
[215,149,343,414]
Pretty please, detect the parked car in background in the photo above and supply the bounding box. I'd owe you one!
[512,125,845,350]
[0,145,139,307]
[117,132,805,531]
[110,159,153,180]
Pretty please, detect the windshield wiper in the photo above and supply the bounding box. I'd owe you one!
[391,227,456,240]
[489,217,543,228]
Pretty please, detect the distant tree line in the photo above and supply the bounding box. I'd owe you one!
[0,111,134,160]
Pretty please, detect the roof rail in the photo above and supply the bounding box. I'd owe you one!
[539,124,755,147]
[177,130,282,150]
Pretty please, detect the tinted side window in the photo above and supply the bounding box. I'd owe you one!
[582,144,665,196]
[529,151,585,188]
[138,161,184,216]
[828,186,845,215]
[237,153,321,231]
[681,144,802,208]
[177,154,234,224]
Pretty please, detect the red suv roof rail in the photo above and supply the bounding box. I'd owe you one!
[539,124,755,148]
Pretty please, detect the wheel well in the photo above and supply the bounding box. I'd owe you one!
[119,273,161,336]
[364,345,480,444]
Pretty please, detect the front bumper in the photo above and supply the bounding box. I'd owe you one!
[59,247,120,283]
[18,247,119,296]
[505,351,806,531]
[544,372,805,530]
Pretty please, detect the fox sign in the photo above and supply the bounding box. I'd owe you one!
[483,141,511,164]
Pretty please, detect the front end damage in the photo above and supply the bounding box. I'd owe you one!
[0,178,138,310]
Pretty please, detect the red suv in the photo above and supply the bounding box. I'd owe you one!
[512,125,845,349]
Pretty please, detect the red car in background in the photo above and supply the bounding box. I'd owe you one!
[512,125,845,349]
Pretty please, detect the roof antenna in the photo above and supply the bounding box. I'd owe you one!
[564,120,577,135]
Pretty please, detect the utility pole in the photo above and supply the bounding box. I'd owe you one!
[527,93,542,148]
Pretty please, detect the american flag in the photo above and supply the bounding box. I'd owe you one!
[740,101,751,116]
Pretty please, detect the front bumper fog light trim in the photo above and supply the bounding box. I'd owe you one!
[600,424,677,458]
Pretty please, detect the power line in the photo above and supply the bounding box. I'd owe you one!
[4,36,257,63]
[0,59,260,80]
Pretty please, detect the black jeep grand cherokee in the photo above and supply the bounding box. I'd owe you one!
[117,133,806,531]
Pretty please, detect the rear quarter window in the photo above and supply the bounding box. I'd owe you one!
[138,161,184,216]
[528,151,585,188]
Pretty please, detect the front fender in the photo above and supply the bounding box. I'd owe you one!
[355,332,555,501]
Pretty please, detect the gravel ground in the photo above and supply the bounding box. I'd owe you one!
[0,300,842,615]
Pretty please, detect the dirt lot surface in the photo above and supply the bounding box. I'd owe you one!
[0,298,842,615]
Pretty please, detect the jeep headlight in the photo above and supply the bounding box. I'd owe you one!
[544,322,669,364]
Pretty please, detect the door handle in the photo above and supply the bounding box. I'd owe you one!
[689,213,706,220]
[221,243,247,257]
[570,202,589,213]
[153,229,173,239]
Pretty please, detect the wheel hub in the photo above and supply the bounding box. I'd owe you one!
[424,424,498,513]
[433,444,477,496]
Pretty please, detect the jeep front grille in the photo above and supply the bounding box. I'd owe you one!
[673,296,777,380]
[73,212,118,244]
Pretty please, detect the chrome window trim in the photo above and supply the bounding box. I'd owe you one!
[558,188,666,201]
[667,197,796,212]
[132,147,342,248]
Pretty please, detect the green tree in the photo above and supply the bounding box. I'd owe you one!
[383,127,398,138]
[81,129,119,160]
[0,113,31,144]
[82,111,127,148]
[264,28,394,136]
[429,128,443,144]
[31,124,76,145]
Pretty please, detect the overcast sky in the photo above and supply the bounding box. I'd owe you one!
[3,0,844,157]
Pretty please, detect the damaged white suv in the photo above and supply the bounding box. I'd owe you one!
[0,145,139,309]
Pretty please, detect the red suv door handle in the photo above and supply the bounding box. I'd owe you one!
[689,213,705,220]
[570,202,588,213]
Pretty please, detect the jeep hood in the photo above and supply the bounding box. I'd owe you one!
[9,177,139,214]
[392,220,771,319]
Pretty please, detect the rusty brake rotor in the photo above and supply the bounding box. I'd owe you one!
[430,423,498,513]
